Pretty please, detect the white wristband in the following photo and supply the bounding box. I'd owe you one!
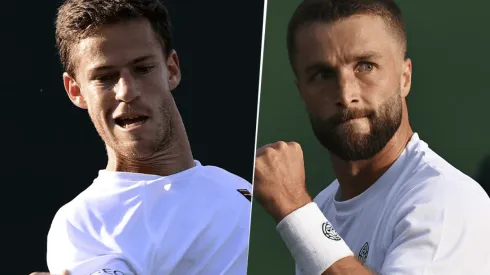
[276,202,353,275]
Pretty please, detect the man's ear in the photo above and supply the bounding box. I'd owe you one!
[63,72,87,109]
[400,58,412,98]
[167,50,181,91]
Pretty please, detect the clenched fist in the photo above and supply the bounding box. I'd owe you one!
[254,141,313,223]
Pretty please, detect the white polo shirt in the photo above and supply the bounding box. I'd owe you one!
[47,161,252,275]
[306,133,490,275]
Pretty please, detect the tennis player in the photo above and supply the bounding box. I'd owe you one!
[32,0,252,274]
[254,0,490,274]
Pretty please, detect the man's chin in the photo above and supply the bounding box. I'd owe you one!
[321,132,382,161]
[110,141,156,161]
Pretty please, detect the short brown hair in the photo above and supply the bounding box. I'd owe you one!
[55,0,173,78]
[287,0,407,70]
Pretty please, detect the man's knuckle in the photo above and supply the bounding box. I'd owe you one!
[275,141,287,149]
[288,141,302,151]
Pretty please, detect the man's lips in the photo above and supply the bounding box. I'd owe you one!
[340,116,366,123]
[332,109,372,126]
[114,115,149,129]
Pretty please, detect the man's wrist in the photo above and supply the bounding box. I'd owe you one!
[276,202,354,275]
[273,195,312,223]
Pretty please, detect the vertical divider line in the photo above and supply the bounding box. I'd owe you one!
[245,0,269,272]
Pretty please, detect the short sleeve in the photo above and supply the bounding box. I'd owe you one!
[380,180,490,275]
[46,207,137,275]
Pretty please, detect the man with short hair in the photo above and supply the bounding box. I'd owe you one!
[254,0,490,274]
[35,0,252,274]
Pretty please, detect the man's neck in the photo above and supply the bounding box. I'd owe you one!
[331,119,413,201]
[106,115,195,177]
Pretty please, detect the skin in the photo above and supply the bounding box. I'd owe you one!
[254,15,413,274]
[64,18,194,176]
[30,272,69,275]
[31,18,194,275]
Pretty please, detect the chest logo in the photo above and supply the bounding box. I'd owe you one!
[358,242,369,263]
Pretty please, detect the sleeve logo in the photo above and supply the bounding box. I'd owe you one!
[237,189,251,201]
[322,221,342,241]
[89,269,128,275]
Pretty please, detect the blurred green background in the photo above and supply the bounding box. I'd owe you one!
[247,0,490,274]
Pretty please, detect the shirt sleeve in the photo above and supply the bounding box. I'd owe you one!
[46,207,138,275]
[380,180,490,275]
[67,255,136,275]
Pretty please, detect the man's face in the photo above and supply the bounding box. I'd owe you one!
[293,15,411,161]
[64,18,181,159]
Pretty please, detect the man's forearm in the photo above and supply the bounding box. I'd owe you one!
[322,256,376,275]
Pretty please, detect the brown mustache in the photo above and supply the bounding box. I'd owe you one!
[329,108,374,126]
[114,104,149,117]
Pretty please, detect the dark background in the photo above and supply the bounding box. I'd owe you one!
[2,0,264,273]
[248,0,490,274]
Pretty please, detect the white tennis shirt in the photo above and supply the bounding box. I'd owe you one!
[47,161,252,275]
[300,133,490,274]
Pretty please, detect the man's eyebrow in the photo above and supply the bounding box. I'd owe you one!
[352,51,383,62]
[305,62,335,74]
[130,54,156,64]
[88,54,157,74]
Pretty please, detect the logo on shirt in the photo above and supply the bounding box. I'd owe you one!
[237,189,251,201]
[358,242,369,263]
[322,221,342,241]
[89,269,127,275]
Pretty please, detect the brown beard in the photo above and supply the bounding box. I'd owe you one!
[309,91,403,161]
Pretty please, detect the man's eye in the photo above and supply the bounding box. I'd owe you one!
[312,71,335,81]
[356,62,375,73]
[135,66,155,74]
[94,73,118,82]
